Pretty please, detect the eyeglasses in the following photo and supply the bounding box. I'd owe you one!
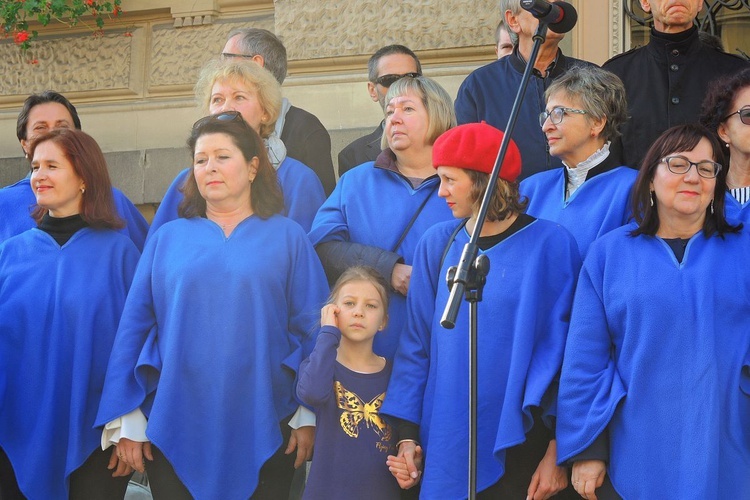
[192,111,248,130]
[723,108,750,125]
[221,52,256,60]
[538,106,587,127]
[374,72,421,88]
[661,155,722,179]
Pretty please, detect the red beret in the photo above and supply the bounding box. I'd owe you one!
[432,122,522,182]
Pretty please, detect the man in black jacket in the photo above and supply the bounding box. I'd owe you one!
[337,45,421,177]
[603,0,747,169]
[223,28,337,194]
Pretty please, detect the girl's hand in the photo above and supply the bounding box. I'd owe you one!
[387,441,422,489]
[321,304,340,328]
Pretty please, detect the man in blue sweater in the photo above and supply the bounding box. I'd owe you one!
[455,0,593,180]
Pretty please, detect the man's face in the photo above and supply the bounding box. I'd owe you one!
[368,53,420,110]
[640,0,704,33]
[496,28,514,59]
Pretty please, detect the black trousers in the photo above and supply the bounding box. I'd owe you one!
[477,414,579,500]
[147,418,296,500]
[0,446,131,500]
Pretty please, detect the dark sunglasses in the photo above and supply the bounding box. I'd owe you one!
[192,111,249,130]
[374,72,421,88]
[723,108,750,125]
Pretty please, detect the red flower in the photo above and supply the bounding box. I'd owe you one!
[14,31,29,44]
[86,0,94,5]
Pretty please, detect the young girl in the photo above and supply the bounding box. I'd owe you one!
[297,266,403,499]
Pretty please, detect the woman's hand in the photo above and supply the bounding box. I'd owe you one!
[320,304,340,328]
[527,439,568,499]
[116,438,153,474]
[285,425,315,468]
[391,263,412,296]
[107,446,133,477]
[386,440,422,489]
[571,459,606,500]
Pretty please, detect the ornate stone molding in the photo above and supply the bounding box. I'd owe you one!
[0,33,134,102]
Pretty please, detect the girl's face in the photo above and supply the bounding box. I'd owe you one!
[208,78,266,135]
[335,280,387,342]
[31,140,84,218]
[437,166,475,219]
[193,132,258,211]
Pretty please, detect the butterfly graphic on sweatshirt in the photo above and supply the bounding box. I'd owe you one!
[335,381,392,441]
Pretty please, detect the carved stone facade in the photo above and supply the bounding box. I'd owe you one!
[275,0,498,60]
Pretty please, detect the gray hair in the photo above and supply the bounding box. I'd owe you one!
[545,66,629,142]
[495,17,518,46]
[225,28,288,84]
[499,0,522,17]
[381,76,456,149]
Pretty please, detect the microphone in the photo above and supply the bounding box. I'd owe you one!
[520,0,578,34]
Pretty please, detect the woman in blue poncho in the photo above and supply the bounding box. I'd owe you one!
[520,66,635,259]
[0,90,148,249]
[382,122,582,499]
[700,66,750,224]
[0,128,139,499]
[309,76,456,360]
[557,123,749,500]
[96,114,328,499]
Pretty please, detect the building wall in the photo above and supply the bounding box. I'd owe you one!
[0,0,746,206]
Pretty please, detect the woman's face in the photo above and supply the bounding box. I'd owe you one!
[718,85,750,161]
[385,89,430,153]
[651,137,716,225]
[30,140,84,218]
[193,133,258,211]
[21,102,75,155]
[542,91,604,166]
[437,166,475,219]
[208,79,266,135]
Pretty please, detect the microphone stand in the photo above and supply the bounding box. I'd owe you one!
[440,21,550,500]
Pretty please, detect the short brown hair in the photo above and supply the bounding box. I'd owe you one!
[28,128,122,229]
[467,169,527,222]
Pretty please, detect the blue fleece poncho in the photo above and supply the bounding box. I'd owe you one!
[381,218,581,498]
[0,228,139,499]
[520,167,636,258]
[308,162,453,359]
[725,190,750,225]
[148,158,325,236]
[0,177,148,250]
[557,224,750,499]
[96,215,328,500]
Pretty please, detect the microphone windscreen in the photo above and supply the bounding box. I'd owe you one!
[549,1,578,33]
